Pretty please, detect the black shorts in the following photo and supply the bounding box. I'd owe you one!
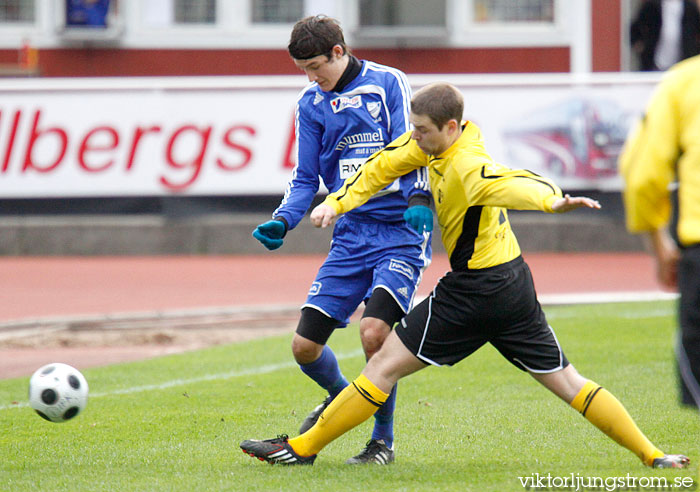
[396,256,569,372]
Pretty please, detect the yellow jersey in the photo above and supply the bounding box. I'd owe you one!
[620,54,700,246]
[325,121,563,271]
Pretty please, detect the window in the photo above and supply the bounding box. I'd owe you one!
[251,0,303,24]
[0,0,34,22]
[473,0,554,23]
[359,0,445,27]
[174,0,216,24]
[65,0,110,27]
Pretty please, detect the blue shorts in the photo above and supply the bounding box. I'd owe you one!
[303,215,432,326]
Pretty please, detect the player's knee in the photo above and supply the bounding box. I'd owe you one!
[291,335,323,365]
[360,318,391,359]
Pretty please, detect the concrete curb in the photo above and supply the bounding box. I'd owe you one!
[0,211,643,256]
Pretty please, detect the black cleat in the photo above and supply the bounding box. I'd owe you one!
[299,395,332,434]
[345,439,395,465]
[240,434,316,465]
[652,454,690,469]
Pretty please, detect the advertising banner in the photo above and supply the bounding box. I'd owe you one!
[0,73,662,198]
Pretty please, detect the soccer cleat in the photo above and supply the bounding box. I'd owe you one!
[299,395,332,434]
[240,434,316,465]
[345,439,395,465]
[651,454,690,469]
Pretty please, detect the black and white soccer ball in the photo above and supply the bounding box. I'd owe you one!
[28,363,88,423]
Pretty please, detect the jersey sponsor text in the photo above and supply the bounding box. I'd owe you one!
[335,128,384,152]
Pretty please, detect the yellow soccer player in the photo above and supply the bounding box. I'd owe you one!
[241,82,689,469]
[620,54,700,410]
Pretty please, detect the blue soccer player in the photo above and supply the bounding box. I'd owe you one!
[251,15,432,464]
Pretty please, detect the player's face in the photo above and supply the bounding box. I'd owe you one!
[294,46,346,92]
[410,113,453,156]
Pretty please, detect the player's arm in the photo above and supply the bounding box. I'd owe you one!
[311,132,427,227]
[463,153,598,213]
[384,68,412,141]
[619,73,681,287]
[254,100,322,249]
[384,69,434,232]
[619,75,679,235]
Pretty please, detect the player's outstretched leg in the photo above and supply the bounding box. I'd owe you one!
[570,380,689,468]
[534,365,689,468]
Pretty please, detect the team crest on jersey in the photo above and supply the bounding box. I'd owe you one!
[309,282,322,296]
[313,92,324,105]
[389,259,414,281]
[366,101,381,120]
[330,95,362,113]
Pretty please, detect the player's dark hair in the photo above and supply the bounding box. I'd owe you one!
[288,15,348,60]
[411,83,464,130]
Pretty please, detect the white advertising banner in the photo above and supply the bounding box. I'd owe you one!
[0,78,303,198]
[0,73,663,198]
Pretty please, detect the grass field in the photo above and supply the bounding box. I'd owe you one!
[1,300,698,492]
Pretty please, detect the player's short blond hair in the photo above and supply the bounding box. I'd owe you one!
[411,82,464,130]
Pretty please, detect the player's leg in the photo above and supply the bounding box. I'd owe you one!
[531,365,669,466]
[358,234,430,452]
[288,329,428,457]
[292,308,348,410]
[677,245,700,408]
[294,227,373,433]
[350,288,405,462]
[492,258,688,468]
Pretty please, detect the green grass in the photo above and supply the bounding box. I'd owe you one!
[0,300,698,492]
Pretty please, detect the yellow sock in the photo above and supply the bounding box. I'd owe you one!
[570,380,664,466]
[289,374,389,456]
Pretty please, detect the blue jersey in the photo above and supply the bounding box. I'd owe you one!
[273,59,430,229]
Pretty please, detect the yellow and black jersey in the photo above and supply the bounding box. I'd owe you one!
[619,54,700,247]
[325,121,563,271]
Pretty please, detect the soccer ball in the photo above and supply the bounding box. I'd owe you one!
[28,363,88,423]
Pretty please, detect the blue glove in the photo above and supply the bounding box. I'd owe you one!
[403,205,433,233]
[252,220,286,250]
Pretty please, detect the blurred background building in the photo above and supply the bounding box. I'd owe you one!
[0,0,654,76]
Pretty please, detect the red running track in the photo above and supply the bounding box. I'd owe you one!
[0,252,668,324]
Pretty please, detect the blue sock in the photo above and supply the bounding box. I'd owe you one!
[299,345,349,398]
[371,383,396,448]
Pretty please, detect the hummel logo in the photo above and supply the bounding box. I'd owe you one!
[397,287,409,298]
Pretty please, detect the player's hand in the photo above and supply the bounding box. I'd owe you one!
[551,194,601,213]
[252,220,286,250]
[310,203,338,228]
[403,205,433,233]
[648,228,680,289]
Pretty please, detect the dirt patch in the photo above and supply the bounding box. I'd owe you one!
[0,308,300,380]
